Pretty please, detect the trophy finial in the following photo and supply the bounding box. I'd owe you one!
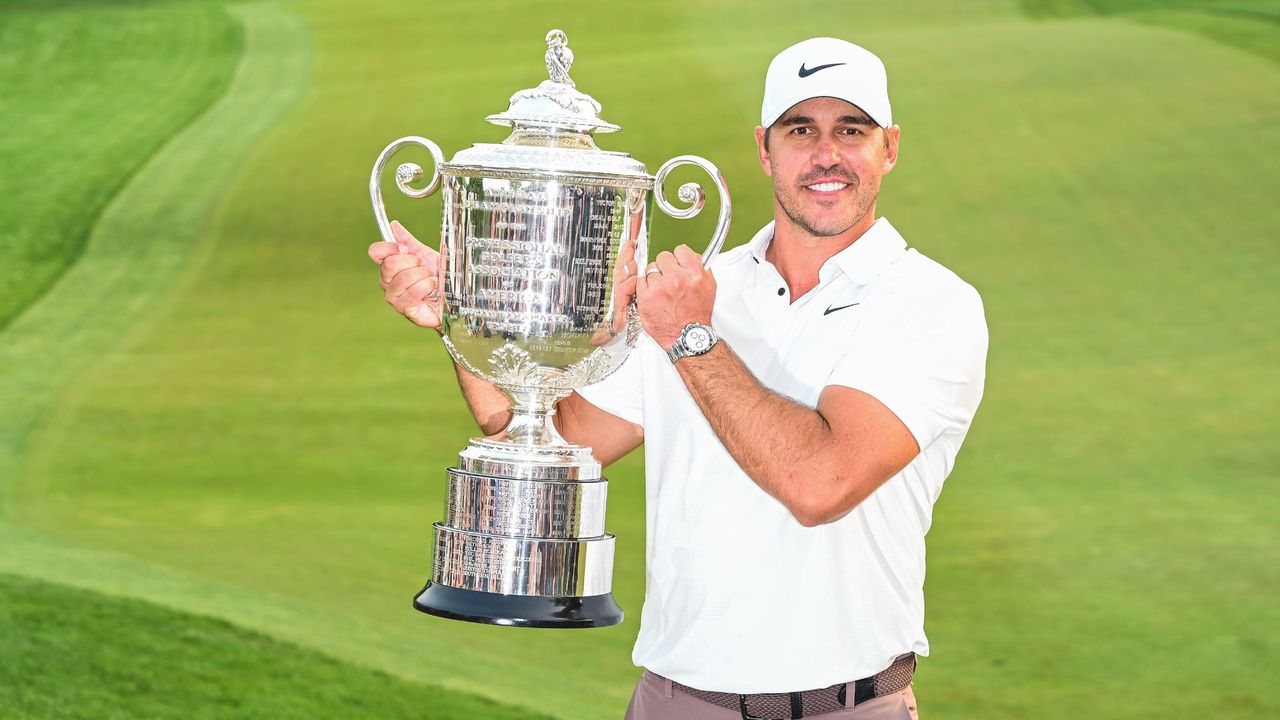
[544,29,575,87]
[487,28,618,134]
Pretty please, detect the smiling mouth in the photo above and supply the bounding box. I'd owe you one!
[804,181,849,192]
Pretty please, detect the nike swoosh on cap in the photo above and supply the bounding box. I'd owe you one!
[798,62,846,78]
[823,302,860,316]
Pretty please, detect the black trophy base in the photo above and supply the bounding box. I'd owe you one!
[413,582,623,629]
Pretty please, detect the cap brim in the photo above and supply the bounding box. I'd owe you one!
[762,93,889,129]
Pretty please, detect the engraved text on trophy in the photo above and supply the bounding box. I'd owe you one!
[444,178,625,355]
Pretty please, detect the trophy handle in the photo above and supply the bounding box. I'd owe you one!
[369,136,446,243]
[652,155,732,266]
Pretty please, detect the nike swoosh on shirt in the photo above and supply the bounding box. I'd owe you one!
[823,302,860,316]
[798,62,846,78]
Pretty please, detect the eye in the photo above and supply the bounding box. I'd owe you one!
[790,126,814,136]
[840,127,864,136]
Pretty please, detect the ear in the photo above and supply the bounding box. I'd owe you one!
[754,126,772,177]
[882,125,901,174]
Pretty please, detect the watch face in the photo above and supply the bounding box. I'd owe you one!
[686,327,712,352]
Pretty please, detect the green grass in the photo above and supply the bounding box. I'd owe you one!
[1135,4,1280,63]
[0,0,241,331]
[0,1,1276,719]
[1022,0,1280,62]
[0,573,551,720]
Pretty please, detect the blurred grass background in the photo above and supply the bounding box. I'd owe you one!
[0,0,241,330]
[0,0,1276,718]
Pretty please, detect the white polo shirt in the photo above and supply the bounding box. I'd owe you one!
[577,217,988,693]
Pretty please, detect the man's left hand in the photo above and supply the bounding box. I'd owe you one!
[636,244,716,350]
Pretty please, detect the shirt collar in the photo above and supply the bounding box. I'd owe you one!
[746,221,775,264]
[747,217,909,286]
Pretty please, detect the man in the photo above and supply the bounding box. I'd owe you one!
[370,37,987,720]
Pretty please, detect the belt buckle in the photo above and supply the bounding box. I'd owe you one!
[737,694,776,720]
[738,691,807,720]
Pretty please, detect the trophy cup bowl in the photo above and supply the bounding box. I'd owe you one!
[370,29,731,627]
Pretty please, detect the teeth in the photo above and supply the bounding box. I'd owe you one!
[807,182,848,192]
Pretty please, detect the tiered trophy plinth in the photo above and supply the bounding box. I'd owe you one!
[413,438,622,628]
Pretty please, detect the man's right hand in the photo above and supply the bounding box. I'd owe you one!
[368,220,442,330]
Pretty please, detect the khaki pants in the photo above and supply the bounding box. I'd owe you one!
[625,670,920,720]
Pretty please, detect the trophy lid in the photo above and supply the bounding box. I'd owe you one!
[485,29,621,136]
[442,29,651,186]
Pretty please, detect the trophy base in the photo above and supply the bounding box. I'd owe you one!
[413,582,623,629]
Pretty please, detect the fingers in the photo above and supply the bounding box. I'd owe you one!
[370,220,431,264]
[390,220,425,251]
[617,235,636,263]
[398,275,440,312]
[386,264,434,299]
[638,262,661,294]
[370,220,442,330]
[637,245,716,301]
[615,256,638,283]
[389,272,442,329]
[673,244,700,267]
[379,252,421,289]
[403,301,438,328]
[616,237,638,276]
[391,220,440,272]
[369,241,401,263]
[614,273,639,304]
[655,250,679,275]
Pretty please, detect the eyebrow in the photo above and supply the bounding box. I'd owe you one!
[778,114,877,127]
[778,115,814,127]
[838,115,877,126]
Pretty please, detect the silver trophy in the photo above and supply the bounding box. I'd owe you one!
[369,29,731,628]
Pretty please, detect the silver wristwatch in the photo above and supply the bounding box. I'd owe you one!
[667,322,719,363]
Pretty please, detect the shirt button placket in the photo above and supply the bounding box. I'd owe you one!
[764,278,841,386]
[762,277,806,383]
[754,267,790,381]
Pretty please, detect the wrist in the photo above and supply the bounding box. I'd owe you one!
[667,322,719,363]
[655,315,712,351]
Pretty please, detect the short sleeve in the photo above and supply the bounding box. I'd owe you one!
[827,284,988,451]
[575,341,646,425]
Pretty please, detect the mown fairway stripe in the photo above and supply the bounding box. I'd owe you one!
[0,4,308,498]
[0,2,241,331]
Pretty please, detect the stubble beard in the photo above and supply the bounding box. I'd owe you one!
[774,170,879,238]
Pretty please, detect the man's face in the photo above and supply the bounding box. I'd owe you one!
[755,97,900,238]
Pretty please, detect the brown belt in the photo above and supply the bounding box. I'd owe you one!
[670,652,916,720]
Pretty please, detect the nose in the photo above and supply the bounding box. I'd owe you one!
[812,134,841,166]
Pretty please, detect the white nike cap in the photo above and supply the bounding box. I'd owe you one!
[761,37,892,129]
